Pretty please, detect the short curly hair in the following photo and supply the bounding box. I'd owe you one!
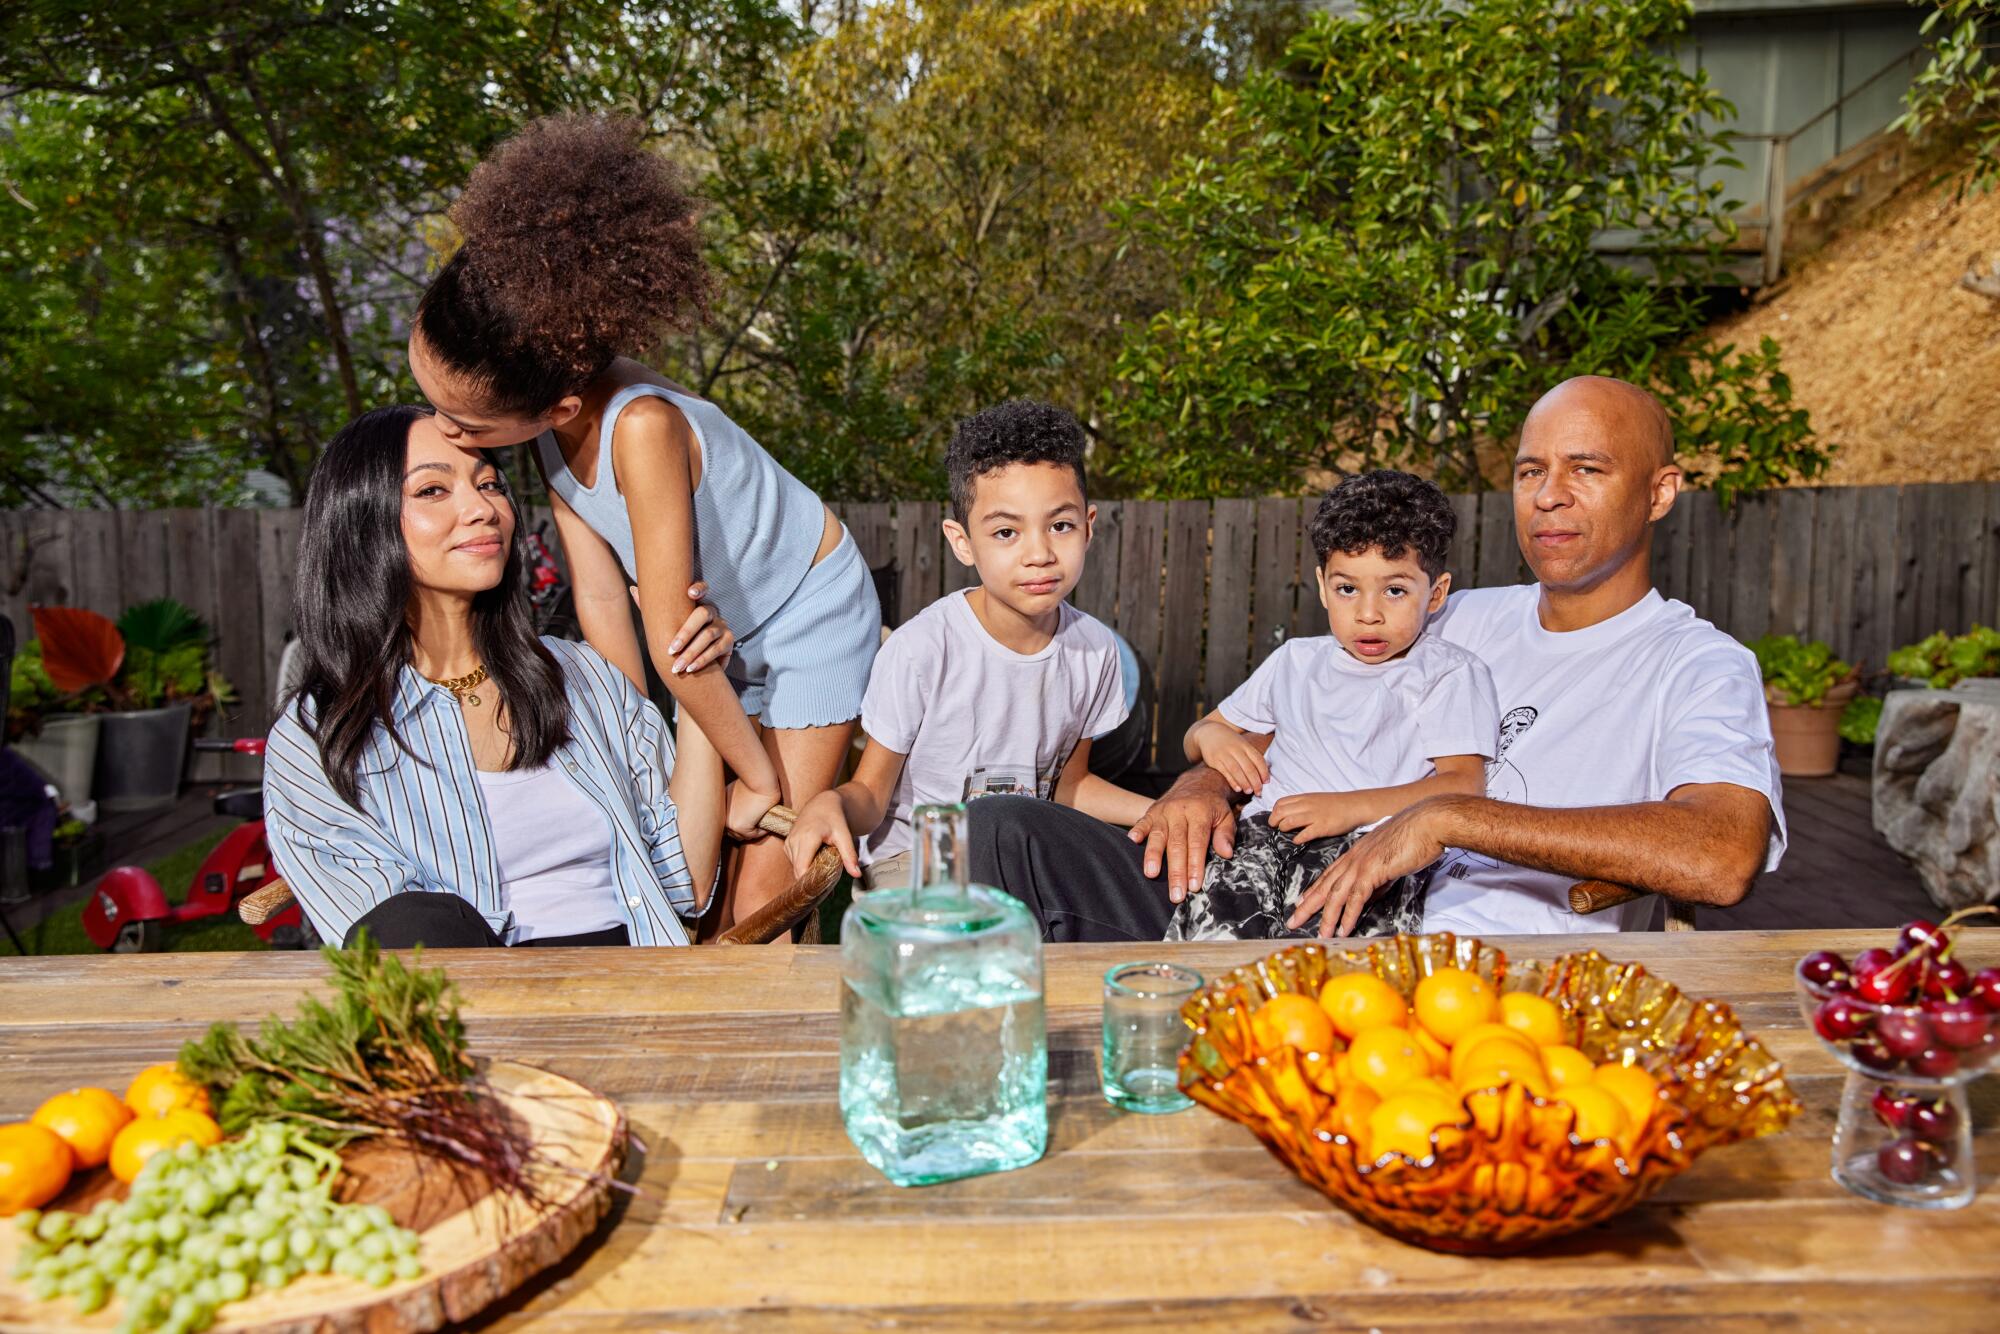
[946,400,1090,524]
[1309,470,1456,579]
[416,115,711,415]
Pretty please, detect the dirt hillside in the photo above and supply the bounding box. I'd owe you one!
[1708,161,2000,486]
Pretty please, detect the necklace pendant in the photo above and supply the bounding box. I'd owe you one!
[465,692,481,707]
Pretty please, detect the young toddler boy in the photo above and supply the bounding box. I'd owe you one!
[1167,470,1499,941]
[785,399,1149,888]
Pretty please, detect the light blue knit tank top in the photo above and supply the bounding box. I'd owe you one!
[536,384,823,639]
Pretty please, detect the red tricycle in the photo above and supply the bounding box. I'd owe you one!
[81,738,319,952]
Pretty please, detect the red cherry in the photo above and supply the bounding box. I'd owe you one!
[1814,995,1872,1041]
[1857,965,1915,1006]
[1877,1011,1933,1061]
[1896,919,1947,957]
[1849,1038,1899,1072]
[1910,1045,1961,1079]
[1924,958,1972,1000]
[1924,997,1989,1050]
[1909,1099,1959,1142]
[1871,1086,1915,1130]
[1972,968,2000,1013]
[1878,1138,1932,1185]
[1798,950,1850,990]
[1853,947,1899,978]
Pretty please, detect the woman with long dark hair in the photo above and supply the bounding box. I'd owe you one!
[406,114,882,931]
[262,404,736,948]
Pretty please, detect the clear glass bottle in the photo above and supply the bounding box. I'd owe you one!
[839,802,1047,1185]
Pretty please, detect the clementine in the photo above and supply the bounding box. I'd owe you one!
[1446,1022,1538,1082]
[1541,1044,1596,1090]
[1554,1085,1632,1143]
[109,1109,221,1185]
[124,1063,211,1120]
[31,1087,133,1170]
[1592,1062,1660,1132]
[1347,1026,1432,1099]
[0,1122,74,1215]
[1498,992,1567,1047]
[1367,1090,1463,1161]
[1412,967,1499,1046]
[1251,993,1336,1057]
[1317,973,1408,1039]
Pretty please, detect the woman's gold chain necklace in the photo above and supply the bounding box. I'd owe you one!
[426,664,489,708]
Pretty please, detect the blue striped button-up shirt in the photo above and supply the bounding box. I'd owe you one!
[263,638,696,947]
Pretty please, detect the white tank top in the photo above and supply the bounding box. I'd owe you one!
[474,763,624,942]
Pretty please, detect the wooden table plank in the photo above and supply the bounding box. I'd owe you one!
[1,934,1994,1328]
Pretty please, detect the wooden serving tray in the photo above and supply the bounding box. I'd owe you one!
[0,1061,626,1333]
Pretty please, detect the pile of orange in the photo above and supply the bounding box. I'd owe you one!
[0,1063,222,1213]
[1247,967,1660,1164]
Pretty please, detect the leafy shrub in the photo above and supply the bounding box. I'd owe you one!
[1886,626,2000,688]
[1746,634,1857,707]
[1838,695,1883,746]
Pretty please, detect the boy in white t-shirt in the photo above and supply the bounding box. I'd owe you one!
[1168,471,1499,940]
[785,400,1150,888]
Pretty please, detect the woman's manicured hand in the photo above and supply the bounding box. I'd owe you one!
[1190,723,1270,796]
[665,581,734,675]
[727,780,781,843]
[1269,792,1363,844]
[785,789,860,878]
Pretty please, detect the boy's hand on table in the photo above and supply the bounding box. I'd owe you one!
[1191,724,1269,796]
[1288,797,1451,937]
[785,790,860,878]
[664,581,735,675]
[1130,766,1238,904]
[1270,793,1364,844]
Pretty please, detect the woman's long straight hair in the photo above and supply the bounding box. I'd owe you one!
[290,404,570,808]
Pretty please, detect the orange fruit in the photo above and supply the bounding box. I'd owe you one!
[0,1122,74,1215]
[1555,1085,1632,1143]
[1252,993,1336,1057]
[1412,968,1500,1046]
[1400,1075,1461,1103]
[1347,1026,1433,1099]
[125,1063,211,1120]
[1411,1024,1450,1074]
[1499,992,1567,1047]
[1541,1045,1596,1090]
[1446,1023,1538,1082]
[1367,1091,1463,1161]
[1317,973,1408,1039]
[1593,1062,1660,1132]
[31,1088,133,1170]
[1456,1045,1551,1098]
[108,1109,220,1185]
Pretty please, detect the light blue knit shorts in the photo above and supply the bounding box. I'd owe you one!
[727,532,881,729]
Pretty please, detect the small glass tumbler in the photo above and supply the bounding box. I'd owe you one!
[1102,962,1203,1114]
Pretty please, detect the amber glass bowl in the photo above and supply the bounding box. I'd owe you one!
[1176,933,1799,1254]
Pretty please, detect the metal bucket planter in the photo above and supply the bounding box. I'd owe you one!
[94,702,192,812]
[13,713,101,807]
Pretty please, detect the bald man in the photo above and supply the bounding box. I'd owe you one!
[968,375,1784,939]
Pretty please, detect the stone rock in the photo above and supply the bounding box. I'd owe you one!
[1874,681,2000,910]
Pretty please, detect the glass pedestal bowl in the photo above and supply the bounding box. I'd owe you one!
[1176,933,1799,1254]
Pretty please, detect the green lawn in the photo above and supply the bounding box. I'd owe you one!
[1,830,265,957]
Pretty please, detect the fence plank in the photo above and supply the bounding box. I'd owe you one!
[1114,501,1167,766]
[209,510,265,781]
[1891,486,1926,653]
[893,502,943,627]
[1685,491,1727,624]
[118,511,171,609]
[258,510,302,725]
[1653,492,1692,606]
[22,512,75,609]
[1290,502,1324,642]
[1767,488,1816,638]
[1851,487,1898,675]
[1156,503,1209,769]
[842,502,893,572]
[67,511,123,619]
[1205,500,1255,713]
[1807,487,1848,653]
[1250,499,1300,669]
[1071,501,1122,626]
[1475,492,1521,589]
[163,510,223,782]
[1447,493,1479,589]
[1973,483,2000,631]
[0,512,27,639]
[1727,494,1774,642]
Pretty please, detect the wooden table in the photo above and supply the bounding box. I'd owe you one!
[3,931,1997,1329]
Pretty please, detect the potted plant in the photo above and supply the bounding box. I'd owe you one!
[31,816,98,894]
[10,625,113,809]
[1886,626,2000,693]
[32,600,235,812]
[1745,634,1860,777]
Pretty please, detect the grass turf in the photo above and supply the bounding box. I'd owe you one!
[1,829,264,956]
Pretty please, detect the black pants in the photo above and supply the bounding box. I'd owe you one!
[966,796,1175,942]
[342,892,631,950]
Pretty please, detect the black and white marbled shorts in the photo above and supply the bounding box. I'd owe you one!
[1163,813,1429,942]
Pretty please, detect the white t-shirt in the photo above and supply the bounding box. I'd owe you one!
[860,591,1127,864]
[1423,584,1787,935]
[475,764,625,942]
[1217,633,1499,822]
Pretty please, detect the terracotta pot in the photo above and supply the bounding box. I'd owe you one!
[1766,679,1860,778]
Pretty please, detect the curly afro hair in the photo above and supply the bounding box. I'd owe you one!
[946,399,1090,525]
[416,114,711,414]
[1309,470,1456,579]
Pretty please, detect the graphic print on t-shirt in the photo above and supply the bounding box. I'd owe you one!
[1439,704,1538,882]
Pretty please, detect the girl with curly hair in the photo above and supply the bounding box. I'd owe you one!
[408,115,881,931]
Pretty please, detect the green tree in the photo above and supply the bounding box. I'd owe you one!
[1895,1,2000,197]
[1103,0,1829,499]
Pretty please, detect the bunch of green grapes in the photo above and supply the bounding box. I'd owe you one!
[11,1123,423,1334]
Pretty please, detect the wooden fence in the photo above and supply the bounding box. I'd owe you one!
[5,481,1998,776]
